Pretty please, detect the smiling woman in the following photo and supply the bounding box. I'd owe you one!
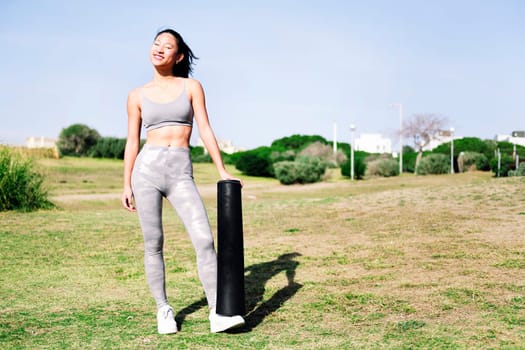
[151,29,197,79]
[121,28,245,335]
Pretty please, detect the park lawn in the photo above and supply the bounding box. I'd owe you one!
[1,157,524,349]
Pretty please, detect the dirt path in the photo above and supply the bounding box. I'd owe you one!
[50,182,268,202]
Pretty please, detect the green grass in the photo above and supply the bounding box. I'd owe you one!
[0,159,524,349]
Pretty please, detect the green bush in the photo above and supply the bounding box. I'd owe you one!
[366,158,399,177]
[495,141,525,159]
[403,145,415,153]
[401,151,418,173]
[273,157,327,185]
[57,124,100,157]
[298,141,347,168]
[189,146,234,164]
[192,153,212,163]
[190,145,205,158]
[90,137,126,159]
[457,152,489,172]
[434,137,490,155]
[490,153,515,177]
[432,137,500,172]
[190,146,212,163]
[485,141,525,176]
[341,151,367,179]
[329,142,351,158]
[417,153,450,175]
[508,162,525,176]
[485,142,525,177]
[273,161,297,184]
[0,147,54,212]
[220,151,235,165]
[234,134,348,179]
[270,149,296,163]
[296,156,328,182]
[271,134,328,151]
[235,146,273,177]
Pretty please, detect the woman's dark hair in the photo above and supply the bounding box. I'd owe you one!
[155,28,198,78]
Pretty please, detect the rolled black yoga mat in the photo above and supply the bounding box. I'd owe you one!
[216,179,246,316]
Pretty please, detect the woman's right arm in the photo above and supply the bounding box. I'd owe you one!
[121,88,142,212]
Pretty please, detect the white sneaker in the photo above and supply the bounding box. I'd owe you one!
[157,305,178,334]
[209,308,245,333]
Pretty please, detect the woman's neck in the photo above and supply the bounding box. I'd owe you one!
[153,67,175,82]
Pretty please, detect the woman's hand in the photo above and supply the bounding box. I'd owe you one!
[122,187,136,212]
[219,169,244,187]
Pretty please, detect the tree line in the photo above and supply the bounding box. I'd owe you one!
[57,123,525,185]
[4,120,521,212]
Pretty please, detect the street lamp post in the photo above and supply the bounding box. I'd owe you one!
[390,103,403,174]
[350,124,356,180]
[513,142,519,170]
[450,127,455,174]
[497,148,501,177]
[333,122,338,160]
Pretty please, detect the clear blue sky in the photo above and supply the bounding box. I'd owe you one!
[1,0,523,150]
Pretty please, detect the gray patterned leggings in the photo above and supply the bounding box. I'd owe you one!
[131,144,217,310]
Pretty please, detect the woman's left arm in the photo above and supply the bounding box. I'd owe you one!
[189,79,242,184]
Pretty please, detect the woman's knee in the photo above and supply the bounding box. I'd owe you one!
[143,233,164,254]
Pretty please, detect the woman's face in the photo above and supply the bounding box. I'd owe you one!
[150,32,181,68]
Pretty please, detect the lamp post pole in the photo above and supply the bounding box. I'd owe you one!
[450,127,455,174]
[512,144,520,170]
[390,103,403,174]
[333,122,337,158]
[350,124,356,181]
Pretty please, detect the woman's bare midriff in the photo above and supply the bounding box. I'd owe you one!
[145,125,193,148]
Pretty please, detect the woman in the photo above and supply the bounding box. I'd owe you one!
[121,28,245,334]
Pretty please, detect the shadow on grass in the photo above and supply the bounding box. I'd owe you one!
[175,252,302,332]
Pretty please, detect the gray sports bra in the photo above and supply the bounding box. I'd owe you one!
[141,81,194,131]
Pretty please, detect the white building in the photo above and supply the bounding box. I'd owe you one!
[26,136,56,148]
[495,132,525,147]
[197,138,244,154]
[354,133,392,154]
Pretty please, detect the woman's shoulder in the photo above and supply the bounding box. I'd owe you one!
[185,78,204,94]
[129,80,155,96]
[127,85,146,105]
[184,77,199,82]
